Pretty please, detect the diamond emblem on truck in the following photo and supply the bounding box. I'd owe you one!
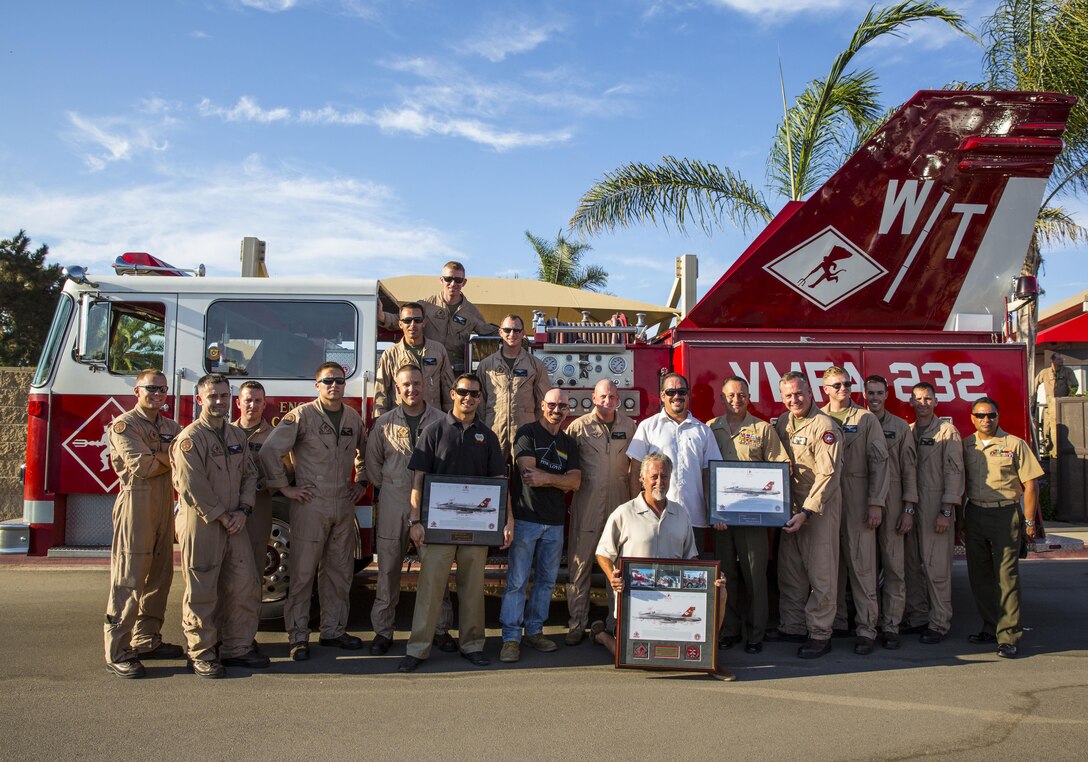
[63,398,128,491]
[764,227,888,310]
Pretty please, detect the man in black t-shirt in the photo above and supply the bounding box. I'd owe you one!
[498,389,582,662]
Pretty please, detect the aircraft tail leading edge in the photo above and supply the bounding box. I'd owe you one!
[679,91,1076,333]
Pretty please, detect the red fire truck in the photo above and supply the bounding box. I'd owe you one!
[20,90,1076,608]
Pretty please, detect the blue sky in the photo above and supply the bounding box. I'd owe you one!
[3,0,1084,311]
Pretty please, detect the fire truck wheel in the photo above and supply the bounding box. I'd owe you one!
[259,500,292,621]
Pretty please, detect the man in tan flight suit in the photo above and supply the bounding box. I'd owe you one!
[233,380,274,583]
[478,313,552,460]
[864,374,918,649]
[261,362,368,661]
[103,369,185,679]
[374,302,454,419]
[771,371,843,659]
[563,379,636,645]
[379,261,496,373]
[821,366,889,656]
[172,374,267,678]
[365,364,453,656]
[1034,352,1079,453]
[708,376,789,653]
[902,381,963,644]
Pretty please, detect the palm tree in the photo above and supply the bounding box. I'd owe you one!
[569,1,971,237]
[526,230,609,291]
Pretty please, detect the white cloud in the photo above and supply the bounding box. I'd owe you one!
[189,30,210,39]
[238,0,299,12]
[64,111,171,171]
[704,0,850,14]
[459,20,563,62]
[372,107,570,150]
[198,96,291,123]
[1,159,463,278]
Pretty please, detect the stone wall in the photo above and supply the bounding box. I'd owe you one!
[0,368,33,520]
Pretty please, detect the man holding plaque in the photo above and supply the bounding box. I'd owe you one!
[398,373,511,673]
[771,371,843,659]
[499,388,582,663]
[708,376,789,654]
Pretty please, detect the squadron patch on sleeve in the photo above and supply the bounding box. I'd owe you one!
[180,439,194,452]
[113,421,127,434]
[822,431,836,445]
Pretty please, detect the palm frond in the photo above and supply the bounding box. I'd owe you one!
[1035,204,1088,247]
[570,156,772,236]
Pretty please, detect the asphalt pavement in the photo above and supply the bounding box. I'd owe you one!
[2,560,1087,761]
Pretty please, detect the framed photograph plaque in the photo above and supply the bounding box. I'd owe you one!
[420,474,507,546]
[616,557,719,672]
[708,460,791,527]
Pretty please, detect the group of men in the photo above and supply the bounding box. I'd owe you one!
[100,261,1043,680]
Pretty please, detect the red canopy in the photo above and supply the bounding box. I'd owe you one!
[1037,311,1088,343]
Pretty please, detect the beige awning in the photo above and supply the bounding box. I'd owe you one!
[380,275,678,329]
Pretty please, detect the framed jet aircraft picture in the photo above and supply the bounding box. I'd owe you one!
[615,558,719,672]
[708,460,791,527]
[420,474,507,546]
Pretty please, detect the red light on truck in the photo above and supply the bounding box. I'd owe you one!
[27,400,47,418]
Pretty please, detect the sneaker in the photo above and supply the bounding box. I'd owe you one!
[290,642,309,661]
[499,641,521,663]
[522,633,558,653]
[565,627,585,646]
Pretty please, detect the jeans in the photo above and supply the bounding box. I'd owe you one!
[500,520,564,642]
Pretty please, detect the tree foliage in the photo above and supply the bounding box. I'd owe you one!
[0,231,64,366]
[526,230,608,291]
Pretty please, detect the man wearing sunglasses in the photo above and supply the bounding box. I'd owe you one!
[819,366,889,656]
[374,302,454,419]
[627,373,721,531]
[399,373,510,673]
[771,371,843,659]
[902,382,963,646]
[499,388,582,662]
[478,313,553,460]
[103,369,185,678]
[961,397,1043,659]
[260,362,368,661]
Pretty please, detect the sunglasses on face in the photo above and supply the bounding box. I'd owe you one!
[318,378,346,386]
[500,326,523,334]
[454,388,481,398]
[138,384,168,393]
[826,381,854,390]
[400,316,424,325]
[441,276,465,285]
[545,402,568,411]
[972,412,998,420]
[663,388,689,398]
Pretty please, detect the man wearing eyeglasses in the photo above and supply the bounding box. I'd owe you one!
[863,374,918,650]
[708,376,789,654]
[260,362,368,661]
[627,373,721,532]
[902,382,963,645]
[819,366,889,656]
[478,313,553,460]
[172,374,265,678]
[563,379,636,645]
[374,302,455,419]
[961,397,1043,659]
[771,371,843,659]
[499,388,582,662]
[103,369,185,678]
[398,373,511,673]
[365,364,454,656]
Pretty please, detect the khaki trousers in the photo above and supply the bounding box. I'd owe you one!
[964,503,1023,646]
[714,526,770,643]
[245,492,273,586]
[103,491,175,663]
[176,508,260,660]
[903,494,955,633]
[778,499,840,639]
[284,502,356,643]
[875,504,907,634]
[565,515,614,632]
[406,543,487,659]
[371,529,452,639]
[834,476,879,639]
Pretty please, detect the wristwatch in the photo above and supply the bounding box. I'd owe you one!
[240,505,253,517]
[802,509,817,520]
[407,518,421,528]
[903,506,915,515]
[940,508,953,518]
[1024,519,1036,527]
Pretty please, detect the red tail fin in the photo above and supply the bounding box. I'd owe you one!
[764,482,774,491]
[680,91,1075,333]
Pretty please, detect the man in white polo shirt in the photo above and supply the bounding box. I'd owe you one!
[626,373,721,530]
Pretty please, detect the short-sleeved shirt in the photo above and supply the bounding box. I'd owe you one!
[513,421,580,526]
[408,412,505,479]
[595,494,698,562]
[962,427,1044,504]
[627,411,722,528]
